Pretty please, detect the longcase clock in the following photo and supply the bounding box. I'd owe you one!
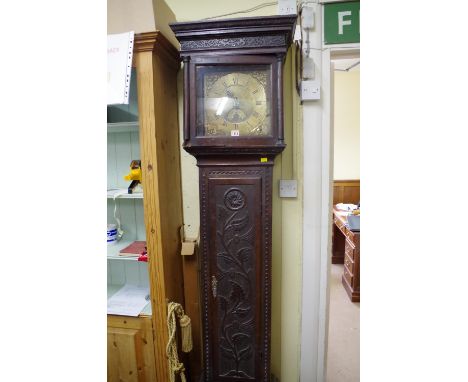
[171,15,296,382]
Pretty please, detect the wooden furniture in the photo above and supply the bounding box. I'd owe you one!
[107,315,157,382]
[107,31,185,382]
[332,207,360,302]
[333,179,360,205]
[171,15,296,382]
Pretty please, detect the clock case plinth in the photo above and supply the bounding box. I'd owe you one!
[170,15,296,382]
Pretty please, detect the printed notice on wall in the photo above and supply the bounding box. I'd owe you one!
[107,31,134,105]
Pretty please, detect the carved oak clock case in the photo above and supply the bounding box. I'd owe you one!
[171,15,296,382]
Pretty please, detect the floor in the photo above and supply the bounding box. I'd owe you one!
[326,264,360,382]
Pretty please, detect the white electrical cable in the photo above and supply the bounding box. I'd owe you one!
[334,60,360,72]
[202,1,278,20]
[112,190,127,241]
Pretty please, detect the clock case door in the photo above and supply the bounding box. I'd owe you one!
[199,158,273,382]
[186,55,284,155]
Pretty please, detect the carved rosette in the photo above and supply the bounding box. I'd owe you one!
[224,189,246,211]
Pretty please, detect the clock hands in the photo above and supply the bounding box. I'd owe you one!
[225,90,240,109]
[207,72,269,135]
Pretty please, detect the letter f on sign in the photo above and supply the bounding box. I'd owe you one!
[338,11,352,35]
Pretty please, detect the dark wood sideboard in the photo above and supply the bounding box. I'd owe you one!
[332,207,360,302]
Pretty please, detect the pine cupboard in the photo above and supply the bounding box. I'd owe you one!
[107,316,157,382]
[107,31,185,382]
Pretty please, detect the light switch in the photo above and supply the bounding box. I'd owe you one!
[279,180,298,198]
[301,80,320,101]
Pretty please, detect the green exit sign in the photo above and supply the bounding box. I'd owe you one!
[324,1,360,45]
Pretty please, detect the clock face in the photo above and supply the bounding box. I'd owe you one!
[197,67,272,137]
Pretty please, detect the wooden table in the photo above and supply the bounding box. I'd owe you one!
[332,207,360,302]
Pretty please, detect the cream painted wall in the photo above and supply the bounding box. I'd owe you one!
[107,0,156,34]
[107,0,178,47]
[333,70,360,180]
[166,0,276,21]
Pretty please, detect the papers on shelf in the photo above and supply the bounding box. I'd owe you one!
[107,284,150,317]
[336,203,358,211]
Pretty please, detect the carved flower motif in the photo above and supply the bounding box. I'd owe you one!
[224,189,245,211]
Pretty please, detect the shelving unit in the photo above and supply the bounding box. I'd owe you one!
[107,189,143,199]
[107,31,185,382]
[107,121,139,133]
[107,61,147,288]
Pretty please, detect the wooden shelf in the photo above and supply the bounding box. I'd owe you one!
[107,122,139,133]
[107,189,143,199]
[107,239,142,261]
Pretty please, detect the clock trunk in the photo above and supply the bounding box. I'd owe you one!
[199,157,273,381]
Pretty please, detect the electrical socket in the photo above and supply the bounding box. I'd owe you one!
[278,0,297,15]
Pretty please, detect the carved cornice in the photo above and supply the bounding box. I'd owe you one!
[171,15,296,36]
[134,31,180,69]
[170,15,296,55]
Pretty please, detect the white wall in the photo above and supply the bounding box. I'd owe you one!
[333,70,360,180]
[166,0,276,21]
[107,0,177,47]
[107,0,156,34]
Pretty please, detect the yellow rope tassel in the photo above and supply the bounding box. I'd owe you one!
[179,314,193,353]
[167,302,193,382]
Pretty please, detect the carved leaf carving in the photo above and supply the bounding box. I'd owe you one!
[236,247,253,264]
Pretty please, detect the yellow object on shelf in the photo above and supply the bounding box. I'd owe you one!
[124,160,142,182]
[123,160,142,194]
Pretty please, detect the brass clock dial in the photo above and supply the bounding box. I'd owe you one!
[202,70,271,137]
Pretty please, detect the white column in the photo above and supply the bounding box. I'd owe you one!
[299,2,333,381]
